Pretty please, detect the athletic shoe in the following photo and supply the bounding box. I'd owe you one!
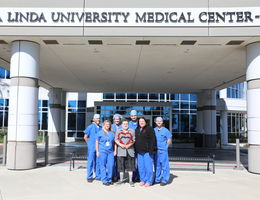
[87,179,94,183]
[115,180,124,185]
[144,183,151,187]
[139,182,145,186]
[129,181,135,187]
[103,183,110,186]
[160,182,167,186]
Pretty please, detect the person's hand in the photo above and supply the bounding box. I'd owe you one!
[125,144,130,149]
[96,152,100,157]
[119,143,125,149]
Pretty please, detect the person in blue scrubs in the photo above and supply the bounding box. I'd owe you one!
[154,117,172,186]
[135,117,156,187]
[128,110,139,182]
[111,113,122,133]
[129,110,138,130]
[111,114,122,181]
[83,114,102,182]
[96,120,116,186]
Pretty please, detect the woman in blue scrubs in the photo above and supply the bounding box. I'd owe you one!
[96,120,116,186]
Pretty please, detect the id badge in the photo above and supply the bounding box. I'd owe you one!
[105,141,110,146]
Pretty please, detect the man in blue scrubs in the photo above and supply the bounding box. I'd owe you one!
[111,113,122,181]
[129,110,138,130]
[111,114,122,133]
[154,117,172,186]
[83,114,102,182]
[129,110,139,182]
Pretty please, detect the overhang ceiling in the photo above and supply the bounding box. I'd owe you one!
[0,36,259,93]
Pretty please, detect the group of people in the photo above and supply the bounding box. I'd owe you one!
[83,110,172,187]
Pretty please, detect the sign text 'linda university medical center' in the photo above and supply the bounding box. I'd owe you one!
[1,8,260,27]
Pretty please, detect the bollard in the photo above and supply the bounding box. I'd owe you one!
[234,138,243,170]
[45,132,49,166]
[2,135,7,165]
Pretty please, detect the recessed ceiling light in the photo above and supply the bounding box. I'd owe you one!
[43,40,59,45]
[226,40,244,45]
[88,40,103,45]
[181,40,197,45]
[136,40,150,45]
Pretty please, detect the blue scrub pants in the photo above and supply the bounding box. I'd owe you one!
[112,156,119,180]
[137,152,153,185]
[155,150,170,184]
[99,151,114,183]
[87,150,101,180]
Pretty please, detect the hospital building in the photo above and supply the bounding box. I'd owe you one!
[0,0,260,174]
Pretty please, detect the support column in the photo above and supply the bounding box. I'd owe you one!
[48,88,62,145]
[246,42,260,174]
[60,91,66,143]
[198,90,217,148]
[7,41,40,170]
[220,111,228,146]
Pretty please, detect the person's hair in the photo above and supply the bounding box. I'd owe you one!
[121,119,129,124]
[138,117,148,127]
[102,120,111,131]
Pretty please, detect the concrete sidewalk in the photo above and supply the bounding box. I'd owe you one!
[0,165,259,200]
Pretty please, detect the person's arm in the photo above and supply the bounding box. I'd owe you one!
[115,132,125,148]
[166,129,173,146]
[84,134,88,143]
[96,140,100,157]
[114,143,117,156]
[148,127,156,155]
[125,129,135,149]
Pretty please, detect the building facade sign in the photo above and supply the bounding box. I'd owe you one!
[0,7,260,27]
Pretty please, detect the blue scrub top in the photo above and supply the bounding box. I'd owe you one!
[84,123,102,149]
[154,127,172,151]
[111,123,122,133]
[129,121,138,130]
[96,130,115,153]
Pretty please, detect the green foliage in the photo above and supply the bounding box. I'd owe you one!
[0,128,8,143]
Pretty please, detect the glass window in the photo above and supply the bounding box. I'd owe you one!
[42,113,48,130]
[138,93,148,100]
[180,94,189,101]
[77,113,86,131]
[116,93,126,100]
[173,114,179,132]
[149,93,158,100]
[68,100,77,108]
[190,101,197,109]
[68,113,76,130]
[181,102,189,109]
[127,93,137,100]
[78,101,86,108]
[159,94,165,101]
[0,68,5,79]
[103,93,114,100]
[42,100,48,107]
[190,114,196,132]
[190,94,197,101]
[170,94,179,101]
[180,114,189,132]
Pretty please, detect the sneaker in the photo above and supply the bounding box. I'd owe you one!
[144,183,151,187]
[139,182,145,186]
[129,181,135,187]
[103,182,110,186]
[87,179,94,183]
[115,180,124,185]
[160,182,167,186]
